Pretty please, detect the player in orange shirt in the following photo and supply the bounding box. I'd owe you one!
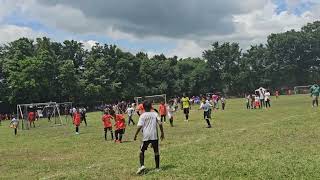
[113,113,126,143]
[159,102,167,123]
[102,111,114,140]
[136,102,158,116]
[28,110,36,128]
[73,109,81,135]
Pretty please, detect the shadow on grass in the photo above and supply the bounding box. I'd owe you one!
[135,164,177,176]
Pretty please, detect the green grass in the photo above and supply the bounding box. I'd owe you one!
[1,95,320,179]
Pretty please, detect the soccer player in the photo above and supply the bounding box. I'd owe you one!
[265,90,271,108]
[181,94,190,121]
[167,100,175,127]
[200,99,212,128]
[221,96,226,110]
[113,113,126,143]
[310,84,320,107]
[10,116,19,135]
[134,101,164,174]
[28,110,36,128]
[80,107,87,126]
[73,109,81,135]
[126,105,135,125]
[102,111,114,140]
[159,102,167,123]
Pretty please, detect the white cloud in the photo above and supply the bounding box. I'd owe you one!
[80,40,98,50]
[0,24,42,44]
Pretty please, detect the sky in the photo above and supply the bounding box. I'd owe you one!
[0,0,319,58]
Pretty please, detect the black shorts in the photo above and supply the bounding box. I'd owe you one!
[104,127,112,132]
[141,140,159,152]
[204,111,211,119]
[115,129,125,134]
[183,108,189,114]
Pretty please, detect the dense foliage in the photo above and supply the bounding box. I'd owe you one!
[1,21,320,106]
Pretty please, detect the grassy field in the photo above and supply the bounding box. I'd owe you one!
[1,95,320,179]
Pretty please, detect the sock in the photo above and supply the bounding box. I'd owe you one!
[170,118,173,127]
[155,155,160,168]
[186,115,189,120]
[111,131,114,139]
[206,119,211,127]
[140,152,145,167]
[76,126,79,133]
[119,133,123,141]
[14,128,17,135]
[104,132,107,140]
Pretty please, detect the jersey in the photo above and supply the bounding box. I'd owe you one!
[137,112,161,141]
[102,114,113,128]
[181,97,190,108]
[159,104,167,116]
[115,114,126,130]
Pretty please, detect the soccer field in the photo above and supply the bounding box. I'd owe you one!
[1,95,320,179]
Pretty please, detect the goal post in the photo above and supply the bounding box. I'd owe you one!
[134,94,167,106]
[294,85,312,94]
[17,102,63,130]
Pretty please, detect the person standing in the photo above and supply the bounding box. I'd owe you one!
[159,102,167,123]
[102,111,114,140]
[181,94,190,122]
[310,84,320,107]
[73,109,81,135]
[134,101,164,174]
[264,90,271,108]
[126,105,135,125]
[221,96,226,110]
[258,88,265,108]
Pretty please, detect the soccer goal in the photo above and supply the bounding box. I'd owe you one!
[17,102,62,130]
[294,85,311,94]
[134,94,167,106]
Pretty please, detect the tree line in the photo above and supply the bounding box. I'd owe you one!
[0,21,320,107]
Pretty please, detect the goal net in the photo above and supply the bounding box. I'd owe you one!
[294,85,311,94]
[17,102,63,130]
[134,94,167,106]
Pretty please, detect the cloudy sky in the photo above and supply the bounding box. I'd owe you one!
[0,0,319,57]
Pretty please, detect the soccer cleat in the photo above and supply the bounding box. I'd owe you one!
[155,168,161,172]
[75,132,80,135]
[136,166,146,174]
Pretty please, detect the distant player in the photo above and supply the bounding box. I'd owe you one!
[126,105,135,125]
[73,109,81,135]
[9,116,19,135]
[167,100,175,127]
[113,113,126,143]
[181,94,190,121]
[28,110,36,128]
[134,101,164,174]
[200,100,212,128]
[221,96,226,110]
[102,111,114,140]
[80,107,87,126]
[159,102,167,123]
[310,84,320,107]
[275,90,279,99]
[264,90,271,108]
[246,94,251,109]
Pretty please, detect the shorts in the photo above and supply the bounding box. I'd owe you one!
[115,129,125,134]
[312,95,319,101]
[204,111,211,119]
[183,108,189,114]
[141,140,159,152]
[104,127,112,131]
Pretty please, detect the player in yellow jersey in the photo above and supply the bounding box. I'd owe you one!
[181,93,190,122]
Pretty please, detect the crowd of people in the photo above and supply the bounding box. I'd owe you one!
[245,87,272,109]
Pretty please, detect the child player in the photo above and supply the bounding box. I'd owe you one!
[181,93,190,122]
[159,101,167,123]
[126,104,135,125]
[113,113,126,143]
[199,99,212,128]
[102,110,114,140]
[9,115,19,135]
[134,100,165,174]
[73,109,81,135]
[167,100,175,127]
[28,110,36,128]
